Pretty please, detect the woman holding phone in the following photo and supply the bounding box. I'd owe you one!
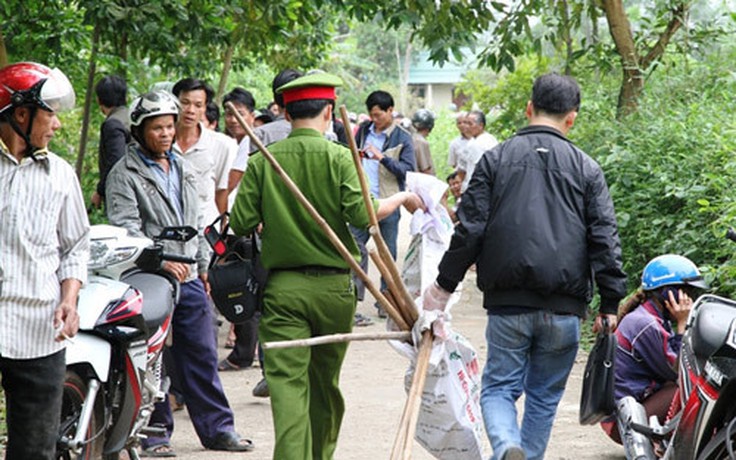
[600,254,708,445]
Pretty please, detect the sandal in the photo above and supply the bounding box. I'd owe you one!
[140,443,176,458]
[217,359,243,372]
[354,312,373,327]
[206,431,255,452]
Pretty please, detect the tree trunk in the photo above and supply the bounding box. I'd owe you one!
[216,43,235,104]
[0,25,8,67]
[601,0,688,117]
[601,0,641,116]
[395,39,412,114]
[75,20,100,179]
[559,0,573,75]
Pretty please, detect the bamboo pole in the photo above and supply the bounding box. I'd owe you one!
[263,331,411,350]
[369,250,413,326]
[338,106,419,325]
[226,101,410,332]
[390,330,433,459]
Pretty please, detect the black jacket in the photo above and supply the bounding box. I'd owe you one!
[436,125,627,317]
[96,106,131,197]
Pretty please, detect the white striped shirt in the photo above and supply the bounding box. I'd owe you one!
[0,143,89,359]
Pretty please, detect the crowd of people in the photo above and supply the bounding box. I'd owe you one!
[0,60,702,460]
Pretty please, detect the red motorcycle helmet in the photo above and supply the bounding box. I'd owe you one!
[0,62,75,115]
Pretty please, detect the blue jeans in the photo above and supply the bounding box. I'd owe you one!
[349,208,400,301]
[481,310,580,460]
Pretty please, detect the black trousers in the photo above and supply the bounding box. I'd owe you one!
[225,312,259,367]
[1,349,65,460]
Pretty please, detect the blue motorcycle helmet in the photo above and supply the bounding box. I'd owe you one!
[641,254,709,291]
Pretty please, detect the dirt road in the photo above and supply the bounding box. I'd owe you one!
[166,211,624,460]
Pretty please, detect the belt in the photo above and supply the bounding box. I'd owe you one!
[274,265,351,276]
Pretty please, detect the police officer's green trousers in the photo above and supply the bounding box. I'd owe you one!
[260,270,356,460]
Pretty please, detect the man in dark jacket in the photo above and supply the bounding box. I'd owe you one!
[352,90,416,316]
[423,73,627,460]
[90,75,130,209]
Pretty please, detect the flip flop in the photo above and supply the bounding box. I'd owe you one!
[206,431,255,452]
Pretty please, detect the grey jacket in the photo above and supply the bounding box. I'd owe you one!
[106,144,209,280]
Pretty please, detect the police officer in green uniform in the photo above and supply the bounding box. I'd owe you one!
[230,73,423,460]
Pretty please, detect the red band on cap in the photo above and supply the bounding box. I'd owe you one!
[282,86,336,105]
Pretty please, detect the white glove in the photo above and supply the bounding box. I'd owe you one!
[413,309,450,342]
[422,281,451,312]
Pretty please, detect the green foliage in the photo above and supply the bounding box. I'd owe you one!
[572,50,736,296]
[426,108,463,183]
[457,55,551,140]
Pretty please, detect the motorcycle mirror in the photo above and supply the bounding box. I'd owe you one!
[155,226,198,243]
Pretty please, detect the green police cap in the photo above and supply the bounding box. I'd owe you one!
[277,73,343,105]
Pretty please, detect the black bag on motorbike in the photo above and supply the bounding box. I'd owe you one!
[579,318,617,425]
[205,213,261,324]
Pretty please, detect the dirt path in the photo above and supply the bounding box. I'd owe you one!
[163,211,625,459]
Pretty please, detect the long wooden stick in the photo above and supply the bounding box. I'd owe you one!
[263,331,412,350]
[369,249,413,326]
[338,106,418,325]
[390,330,434,459]
[226,102,410,331]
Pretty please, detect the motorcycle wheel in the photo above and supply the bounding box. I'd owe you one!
[697,416,736,460]
[56,371,104,460]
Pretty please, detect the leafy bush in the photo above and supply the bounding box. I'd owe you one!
[574,53,736,296]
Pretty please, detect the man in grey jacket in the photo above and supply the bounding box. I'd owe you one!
[423,73,627,460]
[106,91,253,457]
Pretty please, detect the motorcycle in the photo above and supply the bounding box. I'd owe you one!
[56,224,197,460]
[617,232,736,460]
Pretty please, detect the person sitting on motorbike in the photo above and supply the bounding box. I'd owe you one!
[601,254,708,450]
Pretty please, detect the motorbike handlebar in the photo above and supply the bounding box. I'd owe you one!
[161,253,196,265]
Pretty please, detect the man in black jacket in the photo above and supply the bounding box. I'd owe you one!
[423,73,627,460]
[90,75,130,209]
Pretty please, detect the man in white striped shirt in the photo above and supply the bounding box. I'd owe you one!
[0,62,89,460]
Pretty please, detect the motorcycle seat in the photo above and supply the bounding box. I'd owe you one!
[121,271,176,337]
[690,298,736,360]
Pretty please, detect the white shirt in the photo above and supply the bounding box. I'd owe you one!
[228,136,250,210]
[173,124,237,227]
[232,136,250,173]
[448,135,469,168]
[0,144,89,359]
[457,131,498,192]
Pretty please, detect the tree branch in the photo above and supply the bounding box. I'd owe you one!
[641,2,688,70]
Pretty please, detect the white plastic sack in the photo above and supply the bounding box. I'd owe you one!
[402,172,458,300]
[391,313,485,460]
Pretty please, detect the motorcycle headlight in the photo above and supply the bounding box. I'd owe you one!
[89,240,139,269]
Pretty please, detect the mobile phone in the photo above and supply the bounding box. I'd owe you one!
[661,286,681,303]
